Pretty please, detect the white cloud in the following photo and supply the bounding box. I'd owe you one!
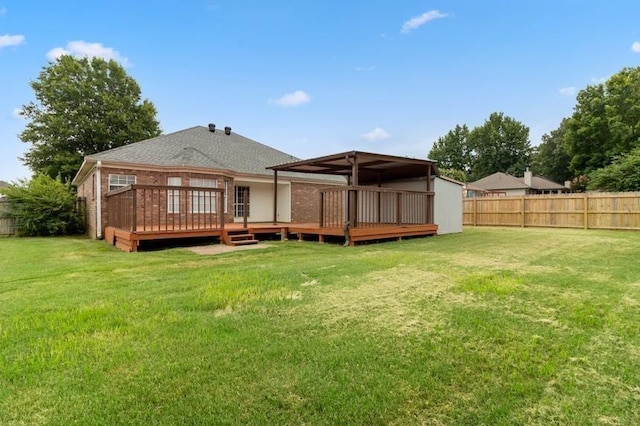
[11,108,24,120]
[401,10,448,34]
[46,41,129,66]
[271,90,311,107]
[632,41,640,53]
[0,34,25,48]
[361,127,390,141]
[559,86,577,96]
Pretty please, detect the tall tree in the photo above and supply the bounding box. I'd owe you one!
[531,118,573,184]
[564,67,640,177]
[468,112,532,181]
[20,55,161,181]
[428,124,471,179]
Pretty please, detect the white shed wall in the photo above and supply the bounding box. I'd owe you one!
[433,177,463,234]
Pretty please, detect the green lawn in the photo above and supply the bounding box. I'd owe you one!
[1,227,639,425]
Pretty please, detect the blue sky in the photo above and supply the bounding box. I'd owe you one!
[1,1,640,182]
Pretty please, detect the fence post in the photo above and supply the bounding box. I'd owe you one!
[583,194,588,230]
[473,198,478,226]
[521,196,526,228]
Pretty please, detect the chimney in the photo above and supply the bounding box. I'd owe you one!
[524,167,532,187]
[208,123,216,132]
[224,126,232,135]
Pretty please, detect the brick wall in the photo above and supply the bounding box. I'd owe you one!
[76,171,97,238]
[83,166,234,239]
[291,182,343,223]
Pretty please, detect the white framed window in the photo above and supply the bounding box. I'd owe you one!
[189,178,217,214]
[234,185,250,218]
[167,177,181,213]
[108,174,136,192]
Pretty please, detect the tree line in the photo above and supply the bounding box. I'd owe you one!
[430,66,640,191]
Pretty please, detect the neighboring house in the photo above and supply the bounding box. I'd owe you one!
[467,169,569,197]
[72,124,344,239]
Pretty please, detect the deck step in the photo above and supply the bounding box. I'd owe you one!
[223,230,259,246]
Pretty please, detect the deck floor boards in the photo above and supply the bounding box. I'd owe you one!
[105,222,438,251]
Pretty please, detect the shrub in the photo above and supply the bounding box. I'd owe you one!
[0,175,85,236]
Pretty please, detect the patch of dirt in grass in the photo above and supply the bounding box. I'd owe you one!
[303,267,472,336]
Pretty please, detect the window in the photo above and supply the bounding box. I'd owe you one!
[167,177,181,213]
[108,174,136,192]
[234,185,250,218]
[190,178,217,213]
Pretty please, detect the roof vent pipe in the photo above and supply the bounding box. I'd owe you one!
[224,126,231,135]
[208,123,216,132]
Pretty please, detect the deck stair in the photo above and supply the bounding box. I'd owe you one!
[223,228,259,246]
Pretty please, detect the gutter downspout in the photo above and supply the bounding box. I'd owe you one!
[96,161,102,239]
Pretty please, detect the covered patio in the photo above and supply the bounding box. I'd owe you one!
[269,151,439,245]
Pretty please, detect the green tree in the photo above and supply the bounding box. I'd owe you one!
[531,118,573,184]
[0,175,84,236]
[587,148,640,192]
[20,55,161,181]
[468,112,532,180]
[564,84,612,175]
[564,67,640,176]
[428,124,472,178]
[437,168,467,182]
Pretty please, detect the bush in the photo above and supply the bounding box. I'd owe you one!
[588,148,640,192]
[0,175,85,236]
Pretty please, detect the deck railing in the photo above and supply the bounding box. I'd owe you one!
[106,184,225,233]
[319,186,434,229]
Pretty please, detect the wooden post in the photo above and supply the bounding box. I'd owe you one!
[473,197,478,226]
[131,186,137,233]
[243,188,248,229]
[273,170,278,224]
[396,192,402,225]
[319,191,325,228]
[219,188,225,231]
[521,196,526,228]
[583,194,588,230]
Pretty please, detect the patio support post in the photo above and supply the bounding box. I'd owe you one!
[349,154,358,228]
[131,186,137,233]
[273,170,278,224]
[426,164,433,224]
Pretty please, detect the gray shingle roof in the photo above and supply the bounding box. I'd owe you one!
[470,172,566,191]
[84,126,343,182]
[470,172,528,190]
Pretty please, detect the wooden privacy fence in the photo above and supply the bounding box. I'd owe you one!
[0,199,16,236]
[463,192,640,230]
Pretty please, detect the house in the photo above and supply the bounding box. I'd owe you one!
[72,124,345,240]
[467,169,568,197]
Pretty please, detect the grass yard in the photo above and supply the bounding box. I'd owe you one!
[1,227,639,425]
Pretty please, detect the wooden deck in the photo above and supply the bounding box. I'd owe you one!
[104,184,438,252]
[105,222,438,252]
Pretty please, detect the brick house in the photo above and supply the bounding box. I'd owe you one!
[72,124,344,239]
